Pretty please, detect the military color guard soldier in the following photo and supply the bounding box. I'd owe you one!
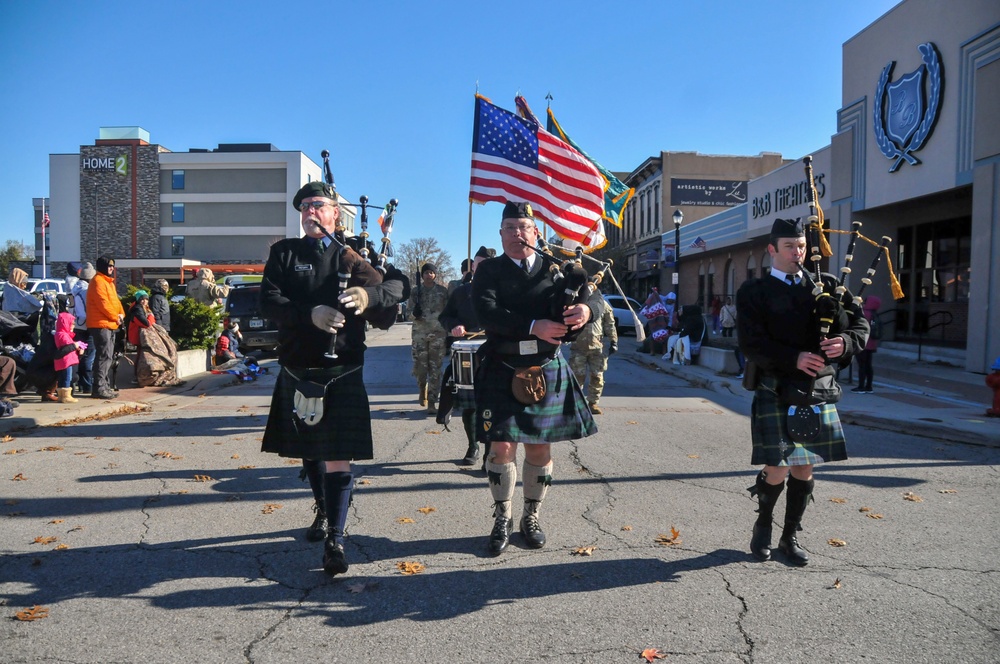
[569,294,618,414]
[409,263,449,413]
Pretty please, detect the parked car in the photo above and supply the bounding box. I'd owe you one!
[218,274,262,287]
[26,278,67,294]
[603,294,649,335]
[223,284,277,352]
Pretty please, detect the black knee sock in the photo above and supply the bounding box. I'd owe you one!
[323,471,353,544]
[302,459,325,507]
[462,409,476,451]
[782,476,815,538]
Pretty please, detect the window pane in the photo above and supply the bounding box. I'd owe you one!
[172,203,185,223]
[172,170,185,190]
[171,236,184,256]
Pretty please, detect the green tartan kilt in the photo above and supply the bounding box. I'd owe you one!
[474,350,597,444]
[750,377,847,466]
[262,365,373,461]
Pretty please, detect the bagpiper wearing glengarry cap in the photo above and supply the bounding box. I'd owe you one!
[736,217,868,566]
[260,179,410,578]
[472,201,598,556]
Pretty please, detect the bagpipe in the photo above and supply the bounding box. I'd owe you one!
[520,237,644,343]
[311,150,400,358]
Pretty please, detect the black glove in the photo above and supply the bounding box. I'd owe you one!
[609,343,618,356]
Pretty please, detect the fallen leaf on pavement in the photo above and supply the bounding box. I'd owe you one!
[829,497,847,504]
[193,475,213,482]
[154,451,174,458]
[396,517,415,524]
[357,479,371,485]
[261,503,282,514]
[859,506,871,512]
[48,519,64,524]
[238,465,256,470]
[829,578,842,589]
[572,546,596,556]
[54,544,69,550]
[32,536,58,545]
[39,446,63,452]
[397,561,425,575]
[866,513,884,519]
[1,435,13,443]
[640,647,667,661]
[231,454,240,459]
[903,492,923,502]
[12,473,26,481]
[687,454,700,459]
[938,489,958,494]
[417,507,436,514]
[655,527,682,546]
[621,525,633,531]
[14,605,49,621]
[828,538,847,547]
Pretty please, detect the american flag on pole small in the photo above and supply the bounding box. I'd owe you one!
[42,212,51,229]
[469,95,605,249]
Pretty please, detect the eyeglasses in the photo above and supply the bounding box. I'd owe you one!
[501,223,536,234]
[299,200,334,211]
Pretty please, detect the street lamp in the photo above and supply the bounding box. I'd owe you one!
[672,209,683,301]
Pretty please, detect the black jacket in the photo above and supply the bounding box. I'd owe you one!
[260,237,409,368]
[149,292,170,332]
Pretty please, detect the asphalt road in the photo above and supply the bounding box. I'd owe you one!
[1,325,998,663]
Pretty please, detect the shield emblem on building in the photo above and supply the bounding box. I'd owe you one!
[873,42,943,172]
[886,69,925,147]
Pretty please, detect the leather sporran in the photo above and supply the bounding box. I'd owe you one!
[292,380,327,426]
[511,365,546,405]
[786,405,822,442]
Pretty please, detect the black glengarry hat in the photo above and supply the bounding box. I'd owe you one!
[293,181,337,210]
[769,218,805,241]
[474,245,495,259]
[502,201,534,220]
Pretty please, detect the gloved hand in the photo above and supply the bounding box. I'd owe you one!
[310,305,345,332]
[339,287,370,314]
[609,343,618,356]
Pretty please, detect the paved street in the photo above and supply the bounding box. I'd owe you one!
[1,324,998,663]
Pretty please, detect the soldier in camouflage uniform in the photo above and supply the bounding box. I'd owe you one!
[569,295,618,414]
[409,263,449,413]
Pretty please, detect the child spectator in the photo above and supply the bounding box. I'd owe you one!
[53,311,82,403]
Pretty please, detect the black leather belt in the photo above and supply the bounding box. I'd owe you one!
[491,339,560,356]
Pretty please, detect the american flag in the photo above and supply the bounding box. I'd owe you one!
[690,236,707,250]
[469,96,605,248]
[42,212,51,229]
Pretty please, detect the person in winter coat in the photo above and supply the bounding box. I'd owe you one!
[85,255,125,400]
[127,291,155,346]
[69,262,97,394]
[186,268,230,306]
[720,296,738,337]
[53,311,82,403]
[852,295,882,394]
[149,279,171,332]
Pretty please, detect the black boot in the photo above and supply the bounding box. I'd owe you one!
[778,476,814,566]
[460,410,480,465]
[302,459,326,542]
[488,501,513,556]
[748,471,785,562]
[520,499,546,549]
[322,471,353,576]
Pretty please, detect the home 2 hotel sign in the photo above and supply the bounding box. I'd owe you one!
[82,154,128,176]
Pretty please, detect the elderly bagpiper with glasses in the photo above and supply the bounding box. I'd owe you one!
[259,181,410,577]
[471,201,598,555]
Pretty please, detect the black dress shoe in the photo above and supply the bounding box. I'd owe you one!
[322,541,349,576]
[750,523,772,561]
[520,513,546,549]
[778,535,809,566]
[488,516,513,556]
[460,445,481,466]
[305,505,327,542]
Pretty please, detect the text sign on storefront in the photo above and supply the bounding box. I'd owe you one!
[670,178,747,207]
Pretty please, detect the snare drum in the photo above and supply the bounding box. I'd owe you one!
[451,339,485,390]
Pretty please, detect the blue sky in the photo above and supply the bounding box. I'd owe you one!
[0,0,900,269]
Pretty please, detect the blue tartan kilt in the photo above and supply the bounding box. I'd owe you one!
[474,350,597,444]
[261,365,373,462]
[750,376,847,466]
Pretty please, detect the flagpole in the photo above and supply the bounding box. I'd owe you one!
[41,199,47,279]
[467,201,473,267]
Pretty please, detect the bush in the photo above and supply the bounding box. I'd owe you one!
[169,298,224,350]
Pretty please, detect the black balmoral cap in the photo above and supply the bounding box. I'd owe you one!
[475,245,495,259]
[292,181,336,210]
[769,218,805,239]
[502,201,534,220]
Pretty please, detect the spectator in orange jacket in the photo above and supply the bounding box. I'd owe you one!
[85,255,125,400]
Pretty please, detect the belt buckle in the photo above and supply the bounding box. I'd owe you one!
[518,340,538,355]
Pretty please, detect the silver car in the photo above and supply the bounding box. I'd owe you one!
[602,294,649,335]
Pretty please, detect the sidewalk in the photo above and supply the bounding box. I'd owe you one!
[0,369,246,435]
[626,339,999,448]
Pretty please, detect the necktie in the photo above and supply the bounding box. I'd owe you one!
[785,274,799,286]
[521,259,530,275]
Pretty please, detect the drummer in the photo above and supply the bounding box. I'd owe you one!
[438,244,495,468]
[472,201,598,556]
